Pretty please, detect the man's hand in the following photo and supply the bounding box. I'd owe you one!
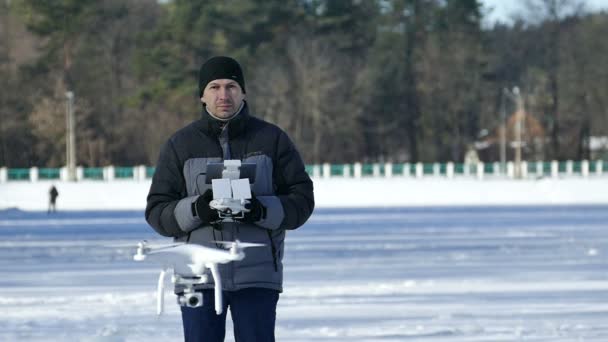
[193,189,219,224]
[240,195,266,223]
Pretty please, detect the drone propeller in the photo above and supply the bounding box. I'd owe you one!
[104,242,138,248]
[211,240,265,248]
[105,241,184,250]
[144,244,187,254]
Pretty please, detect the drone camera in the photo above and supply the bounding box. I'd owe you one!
[177,292,203,308]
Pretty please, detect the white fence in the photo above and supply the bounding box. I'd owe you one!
[0,160,605,183]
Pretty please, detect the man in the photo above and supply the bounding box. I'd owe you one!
[145,56,314,341]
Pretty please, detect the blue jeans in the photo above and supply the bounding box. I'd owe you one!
[181,288,279,342]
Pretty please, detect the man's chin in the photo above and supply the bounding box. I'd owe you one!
[214,110,237,120]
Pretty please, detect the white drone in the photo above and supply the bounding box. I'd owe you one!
[133,160,261,316]
[133,239,263,315]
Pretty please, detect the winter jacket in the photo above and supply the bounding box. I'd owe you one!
[145,102,314,292]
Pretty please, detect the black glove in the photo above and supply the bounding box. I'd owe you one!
[193,189,219,224]
[241,195,266,223]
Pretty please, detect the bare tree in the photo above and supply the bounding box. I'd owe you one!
[523,0,585,159]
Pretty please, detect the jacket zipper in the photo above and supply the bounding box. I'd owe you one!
[266,230,278,272]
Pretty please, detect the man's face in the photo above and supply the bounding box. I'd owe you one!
[201,79,245,119]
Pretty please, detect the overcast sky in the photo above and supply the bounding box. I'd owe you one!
[480,0,608,25]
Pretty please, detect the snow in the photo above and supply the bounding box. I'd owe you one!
[1,178,608,340]
[1,176,608,211]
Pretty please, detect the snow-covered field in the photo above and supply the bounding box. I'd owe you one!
[1,177,608,210]
[1,206,607,341]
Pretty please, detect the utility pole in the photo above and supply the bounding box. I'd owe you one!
[65,91,76,181]
[500,88,508,175]
[512,87,525,179]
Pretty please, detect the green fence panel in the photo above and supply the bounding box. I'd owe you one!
[8,168,30,181]
[146,167,156,178]
[572,161,581,173]
[542,162,552,175]
[591,160,606,173]
[330,164,344,176]
[422,163,433,175]
[304,165,313,176]
[307,164,322,177]
[392,163,404,176]
[115,167,134,179]
[589,161,598,173]
[484,163,494,174]
[361,164,374,176]
[38,168,61,180]
[83,167,104,180]
[454,163,464,174]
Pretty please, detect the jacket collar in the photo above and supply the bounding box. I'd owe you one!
[198,101,250,139]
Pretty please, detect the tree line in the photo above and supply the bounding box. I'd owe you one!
[0,0,607,168]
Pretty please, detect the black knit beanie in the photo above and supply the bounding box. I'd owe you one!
[198,56,246,97]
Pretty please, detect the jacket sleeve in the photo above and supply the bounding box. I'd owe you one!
[145,139,190,238]
[272,131,315,230]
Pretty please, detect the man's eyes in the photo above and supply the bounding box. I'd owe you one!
[209,85,235,90]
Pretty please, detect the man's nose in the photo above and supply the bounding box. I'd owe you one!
[218,87,229,99]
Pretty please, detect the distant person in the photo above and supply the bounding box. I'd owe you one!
[145,56,314,341]
[48,185,59,214]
